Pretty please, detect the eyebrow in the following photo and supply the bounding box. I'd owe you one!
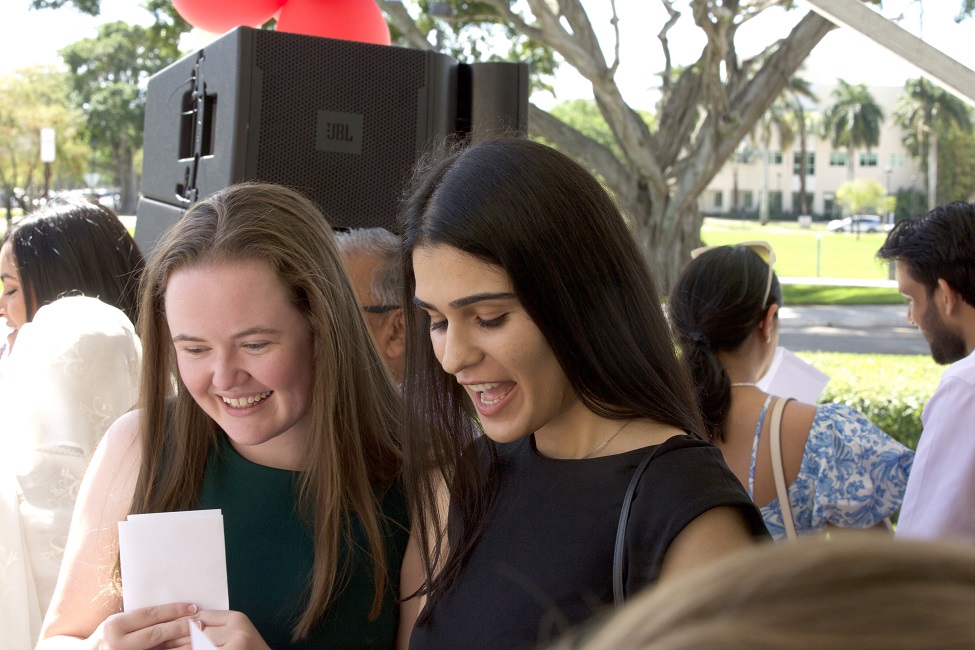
[0,272,16,281]
[172,326,282,343]
[413,292,517,311]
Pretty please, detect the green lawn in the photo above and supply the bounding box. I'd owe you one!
[702,219,894,280]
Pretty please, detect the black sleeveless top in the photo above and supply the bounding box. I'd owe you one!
[196,435,410,649]
[410,434,768,649]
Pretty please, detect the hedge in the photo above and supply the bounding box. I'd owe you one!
[796,352,943,450]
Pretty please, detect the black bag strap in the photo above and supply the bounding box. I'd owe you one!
[612,444,664,609]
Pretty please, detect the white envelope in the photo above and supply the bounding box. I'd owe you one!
[118,509,229,612]
[190,620,218,650]
[757,347,830,404]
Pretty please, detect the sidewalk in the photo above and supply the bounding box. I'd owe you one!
[779,304,928,355]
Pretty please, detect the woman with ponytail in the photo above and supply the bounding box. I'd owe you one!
[668,242,913,541]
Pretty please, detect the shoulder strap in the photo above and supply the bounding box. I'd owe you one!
[613,443,664,608]
[769,397,798,542]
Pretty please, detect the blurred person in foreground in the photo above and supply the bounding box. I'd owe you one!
[550,535,975,650]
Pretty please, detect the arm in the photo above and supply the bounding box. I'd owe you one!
[657,506,757,582]
[395,533,425,649]
[897,378,975,541]
[38,411,195,649]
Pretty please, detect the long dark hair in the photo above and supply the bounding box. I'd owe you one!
[399,136,704,619]
[668,245,782,441]
[5,197,144,325]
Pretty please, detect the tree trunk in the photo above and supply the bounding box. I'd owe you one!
[115,142,137,215]
[928,130,938,209]
[759,145,770,225]
[797,115,808,215]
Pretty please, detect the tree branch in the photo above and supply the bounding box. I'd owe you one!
[528,104,631,198]
[377,0,435,50]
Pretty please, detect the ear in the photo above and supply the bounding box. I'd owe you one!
[937,279,961,317]
[383,308,406,361]
[758,303,779,344]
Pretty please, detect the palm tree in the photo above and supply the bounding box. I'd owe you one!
[751,99,794,224]
[894,78,972,209]
[822,80,885,183]
[783,76,818,216]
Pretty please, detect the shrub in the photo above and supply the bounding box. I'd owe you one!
[797,351,942,450]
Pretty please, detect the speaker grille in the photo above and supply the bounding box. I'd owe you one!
[253,32,438,232]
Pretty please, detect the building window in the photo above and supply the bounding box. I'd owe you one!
[829,151,847,166]
[713,190,723,209]
[859,152,878,167]
[793,152,815,176]
[769,151,783,165]
[823,192,838,218]
[889,153,908,169]
[742,190,754,209]
[769,191,783,214]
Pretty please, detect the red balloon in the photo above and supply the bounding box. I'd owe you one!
[172,0,287,33]
[276,0,391,46]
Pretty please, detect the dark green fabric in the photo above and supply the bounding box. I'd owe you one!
[196,435,409,649]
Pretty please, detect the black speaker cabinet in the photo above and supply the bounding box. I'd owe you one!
[136,26,529,253]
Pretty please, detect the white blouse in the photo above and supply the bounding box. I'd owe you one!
[0,296,141,648]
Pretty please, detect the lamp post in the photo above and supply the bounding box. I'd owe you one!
[40,128,56,204]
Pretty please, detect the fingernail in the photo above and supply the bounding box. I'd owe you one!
[187,604,198,615]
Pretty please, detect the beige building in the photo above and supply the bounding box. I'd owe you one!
[700,84,926,221]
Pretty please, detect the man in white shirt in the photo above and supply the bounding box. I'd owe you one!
[878,202,975,541]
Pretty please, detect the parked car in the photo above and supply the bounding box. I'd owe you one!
[826,215,890,233]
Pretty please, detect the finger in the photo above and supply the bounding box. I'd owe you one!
[105,603,199,635]
[192,609,238,626]
[158,633,192,649]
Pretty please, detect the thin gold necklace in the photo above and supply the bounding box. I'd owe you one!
[582,419,634,459]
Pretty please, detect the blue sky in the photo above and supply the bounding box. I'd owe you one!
[5,0,973,111]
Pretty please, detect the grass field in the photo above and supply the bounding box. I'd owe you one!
[702,218,895,281]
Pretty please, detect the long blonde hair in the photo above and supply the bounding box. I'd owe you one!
[554,535,975,649]
[125,183,402,639]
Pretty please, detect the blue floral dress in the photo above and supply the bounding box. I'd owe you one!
[748,398,914,541]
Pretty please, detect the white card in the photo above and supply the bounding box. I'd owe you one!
[757,346,830,404]
[118,509,229,612]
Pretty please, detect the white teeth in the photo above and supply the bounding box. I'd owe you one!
[468,382,500,392]
[222,391,271,408]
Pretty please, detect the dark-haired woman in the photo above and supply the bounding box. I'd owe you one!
[668,243,913,541]
[400,137,769,649]
[0,197,144,349]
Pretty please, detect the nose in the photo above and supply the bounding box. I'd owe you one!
[437,324,482,376]
[212,350,248,391]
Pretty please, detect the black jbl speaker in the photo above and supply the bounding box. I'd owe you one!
[136,26,529,253]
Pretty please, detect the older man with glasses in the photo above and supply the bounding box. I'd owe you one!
[336,227,406,384]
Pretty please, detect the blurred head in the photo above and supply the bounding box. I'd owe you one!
[132,182,401,638]
[552,536,975,650]
[0,197,144,336]
[668,243,782,441]
[878,202,975,363]
[335,227,406,382]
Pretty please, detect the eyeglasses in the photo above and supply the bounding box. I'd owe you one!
[690,240,777,307]
[361,304,399,314]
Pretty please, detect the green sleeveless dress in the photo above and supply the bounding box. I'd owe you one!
[196,435,410,649]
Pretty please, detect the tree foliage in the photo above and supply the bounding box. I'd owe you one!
[58,19,186,213]
[835,178,892,216]
[822,80,884,182]
[379,0,836,287]
[0,66,89,214]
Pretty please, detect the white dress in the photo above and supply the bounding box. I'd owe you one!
[0,297,141,649]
